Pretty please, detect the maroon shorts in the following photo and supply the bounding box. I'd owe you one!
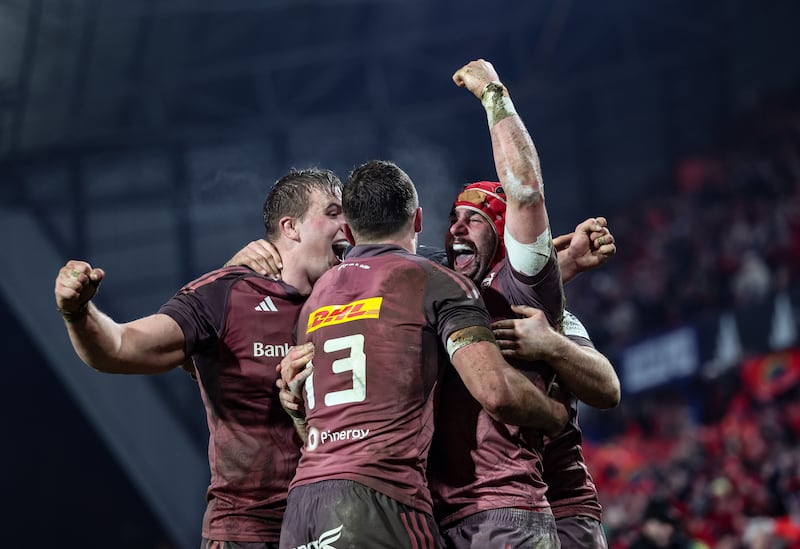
[201,539,278,549]
[441,507,559,548]
[555,515,607,549]
[280,480,442,548]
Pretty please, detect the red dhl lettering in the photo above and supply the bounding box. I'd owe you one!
[307,297,383,333]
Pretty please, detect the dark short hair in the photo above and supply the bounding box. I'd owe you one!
[263,168,342,239]
[343,160,418,241]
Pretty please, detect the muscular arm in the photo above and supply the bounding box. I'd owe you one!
[492,306,620,409]
[448,326,568,436]
[55,261,186,374]
[453,59,548,248]
[68,308,186,375]
[488,90,548,244]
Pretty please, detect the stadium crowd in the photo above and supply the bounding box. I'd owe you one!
[585,363,800,548]
[566,84,800,353]
[576,83,800,548]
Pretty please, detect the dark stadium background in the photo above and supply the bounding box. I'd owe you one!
[1,1,798,547]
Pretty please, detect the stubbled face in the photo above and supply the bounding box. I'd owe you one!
[446,206,498,284]
[296,188,348,284]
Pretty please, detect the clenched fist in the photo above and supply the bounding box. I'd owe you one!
[55,260,104,316]
[453,59,502,99]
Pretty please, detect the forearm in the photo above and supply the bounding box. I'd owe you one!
[484,83,544,204]
[64,305,183,374]
[64,303,127,371]
[292,418,309,443]
[281,394,310,443]
[490,117,544,204]
[491,368,568,436]
[540,337,620,409]
[483,83,551,254]
[557,248,580,284]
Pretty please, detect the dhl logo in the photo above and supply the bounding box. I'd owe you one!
[306,297,383,334]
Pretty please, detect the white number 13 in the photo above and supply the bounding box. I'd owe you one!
[305,334,366,409]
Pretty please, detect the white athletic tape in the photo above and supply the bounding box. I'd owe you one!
[505,225,552,276]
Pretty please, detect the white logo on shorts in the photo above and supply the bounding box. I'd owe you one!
[292,524,343,549]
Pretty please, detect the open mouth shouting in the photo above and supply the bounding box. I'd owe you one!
[332,240,350,262]
[451,242,476,270]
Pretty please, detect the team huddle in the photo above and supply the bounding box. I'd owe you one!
[54,60,619,549]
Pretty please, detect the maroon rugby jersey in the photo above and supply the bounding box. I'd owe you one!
[289,244,490,516]
[429,249,565,527]
[158,266,305,543]
[543,311,603,522]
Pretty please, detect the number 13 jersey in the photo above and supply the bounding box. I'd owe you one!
[290,244,491,516]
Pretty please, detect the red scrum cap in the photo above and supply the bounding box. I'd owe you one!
[453,181,507,265]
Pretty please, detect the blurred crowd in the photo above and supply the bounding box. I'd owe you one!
[585,364,800,548]
[566,84,800,353]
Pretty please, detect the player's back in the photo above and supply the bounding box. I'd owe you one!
[291,244,484,515]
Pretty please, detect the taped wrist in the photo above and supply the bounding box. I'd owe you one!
[505,226,553,276]
[286,408,307,425]
[446,325,496,360]
[481,81,517,128]
[58,301,90,323]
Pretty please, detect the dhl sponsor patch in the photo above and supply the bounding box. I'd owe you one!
[306,297,383,334]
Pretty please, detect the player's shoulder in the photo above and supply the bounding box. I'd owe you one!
[414,255,480,299]
[181,266,273,293]
[417,244,448,267]
[481,258,515,292]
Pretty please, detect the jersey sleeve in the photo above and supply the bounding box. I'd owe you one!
[158,268,243,356]
[562,309,595,348]
[424,262,491,347]
[498,247,564,327]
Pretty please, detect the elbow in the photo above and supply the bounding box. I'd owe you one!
[477,387,521,425]
[484,401,530,427]
[504,176,544,205]
[478,391,506,423]
[607,383,622,409]
[75,353,114,374]
[516,187,543,207]
[579,356,621,409]
[480,388,568,436]
[544,409,568,438]
[590,395,620,411]
[587,380,621,410]
[604,377,622,409]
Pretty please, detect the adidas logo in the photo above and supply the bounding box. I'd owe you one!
[254,296,278,312]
